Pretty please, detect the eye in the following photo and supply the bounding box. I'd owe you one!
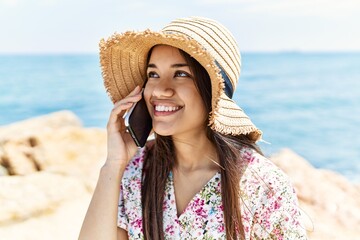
[147,71,159,78]
[175,71,192,78]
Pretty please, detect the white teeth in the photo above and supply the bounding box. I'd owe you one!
[155,105,180,112]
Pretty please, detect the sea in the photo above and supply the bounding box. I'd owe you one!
[0,53,359,182]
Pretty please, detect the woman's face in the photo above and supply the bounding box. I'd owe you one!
[144,45,208,138]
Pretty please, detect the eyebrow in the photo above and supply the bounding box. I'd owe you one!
[147,63,189,69]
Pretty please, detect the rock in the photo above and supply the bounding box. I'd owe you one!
[0,194,92,240]
[0,172,88,225]
[0,165,8,176]
[0,111,85,175]
[0,110,82,141]
[0,137,44,175]
[0,111,106,186]
[271,149,360,240]
[0,111,106,240]
[36,126,106,191]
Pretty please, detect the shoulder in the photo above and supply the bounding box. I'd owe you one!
[239,147,307,239]
[239,146,298,219]
[239,146,297,209]
[239,146,293,194]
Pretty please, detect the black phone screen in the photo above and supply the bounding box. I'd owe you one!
[126,96,153,147]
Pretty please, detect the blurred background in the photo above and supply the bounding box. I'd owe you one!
[0,0,359,239]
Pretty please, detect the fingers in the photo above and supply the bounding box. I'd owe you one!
[107,86,142,128]
[114,86,142,108]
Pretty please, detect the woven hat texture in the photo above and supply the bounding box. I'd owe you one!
[99,16,262,141]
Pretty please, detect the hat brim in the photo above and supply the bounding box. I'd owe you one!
[213,93,262,141]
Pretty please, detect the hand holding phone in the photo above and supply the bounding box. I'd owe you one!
[123,89,153,147]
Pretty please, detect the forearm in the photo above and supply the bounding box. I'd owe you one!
[79,161,126,240]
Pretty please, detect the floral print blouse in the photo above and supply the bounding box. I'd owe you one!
[117,146,307,239]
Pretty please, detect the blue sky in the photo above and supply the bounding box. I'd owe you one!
[0,0,359,53]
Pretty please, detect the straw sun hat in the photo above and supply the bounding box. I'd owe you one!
[99,16,262,141]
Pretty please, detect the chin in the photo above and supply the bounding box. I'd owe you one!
[153,129,173,137]
[152,123,176,137]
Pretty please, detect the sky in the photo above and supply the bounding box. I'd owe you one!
[0,0,359,53]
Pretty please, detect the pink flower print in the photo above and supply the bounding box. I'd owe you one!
[218,224,224,232]
[195,206,207,218]
[133,157,140,166]
[274,199,282,210]
[165,224,175,235]
[272,228,284,240]
[132,218,142,229]
[220,205,224,212]
[162,203,168,211]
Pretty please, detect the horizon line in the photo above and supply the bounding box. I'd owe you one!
[1,50,360,56]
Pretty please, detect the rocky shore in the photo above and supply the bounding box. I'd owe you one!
[0,111,359,239]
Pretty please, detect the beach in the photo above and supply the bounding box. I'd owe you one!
[0,111,359,239]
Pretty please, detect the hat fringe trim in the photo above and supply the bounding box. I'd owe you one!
[99,37,117,103]
[210,121,262,142]
[208,71,225,126]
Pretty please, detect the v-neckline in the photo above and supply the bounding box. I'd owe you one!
[168,171,221,219]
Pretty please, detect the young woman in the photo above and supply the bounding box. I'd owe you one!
[79,17,307,239]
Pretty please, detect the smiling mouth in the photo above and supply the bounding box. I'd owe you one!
[154,105,183,112]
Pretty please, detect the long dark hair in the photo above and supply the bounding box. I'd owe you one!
[141,46,262,240]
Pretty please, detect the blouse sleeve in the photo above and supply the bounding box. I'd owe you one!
[117,183,128,231]
[240,149,307,239]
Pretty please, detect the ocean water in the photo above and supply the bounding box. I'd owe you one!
[0,53,359,182]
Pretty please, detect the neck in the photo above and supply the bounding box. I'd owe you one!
[172,130,218,172]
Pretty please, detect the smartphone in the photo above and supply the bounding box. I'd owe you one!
[124,89,152,147]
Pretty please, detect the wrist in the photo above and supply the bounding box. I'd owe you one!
[101,160,127,177]
[104,157,128,168]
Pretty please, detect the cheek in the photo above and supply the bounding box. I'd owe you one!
[185,87,203,103]
[143,86,153,112]
[190,89,207,115]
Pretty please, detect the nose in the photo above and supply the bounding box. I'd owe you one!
[151,77,174,98]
